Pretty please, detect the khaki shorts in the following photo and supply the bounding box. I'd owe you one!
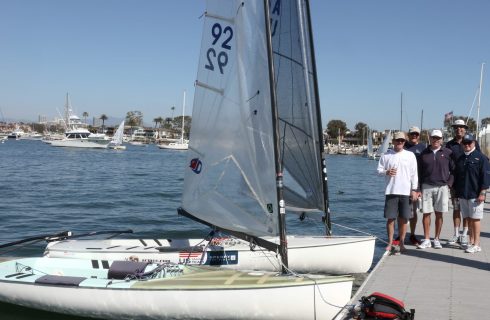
[422,184,449,213]
[459,198,484,219]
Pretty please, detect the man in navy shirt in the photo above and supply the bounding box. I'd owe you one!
[417,130,454,250]
[403,126,426,245]
[446,119,481,246]
[453,134,489,253]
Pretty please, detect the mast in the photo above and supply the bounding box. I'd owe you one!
[264,0,288,271]
[181,90,186,143]
[420,109,424,141]
[477,63,485,140]
[400,92,403,131]
[302,0,331,234]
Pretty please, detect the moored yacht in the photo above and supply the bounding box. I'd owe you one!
[7,127,25,139]
[50,94,111,149]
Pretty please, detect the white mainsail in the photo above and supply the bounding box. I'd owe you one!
[181,1,279,240]
[376,130,392,157]
[111,121,125,146]
[181,0,330,252]
[367,128,374,158]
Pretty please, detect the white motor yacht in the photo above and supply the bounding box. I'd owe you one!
[50,94,111,149]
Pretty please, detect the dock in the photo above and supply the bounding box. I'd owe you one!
[340,199,490,319]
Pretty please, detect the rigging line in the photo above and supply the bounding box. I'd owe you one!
[466,88,480,122]
[279,117,314,139]
[331,222,388,245]
[272,50,307,71]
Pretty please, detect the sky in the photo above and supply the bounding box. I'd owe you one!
[0,0,489,131]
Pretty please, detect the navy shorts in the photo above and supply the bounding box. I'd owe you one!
[384,195,411,220]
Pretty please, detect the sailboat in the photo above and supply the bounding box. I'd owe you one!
[45,0,375,275]
[158,91,189,150]
[0,1,370,318]
[365,128,375,159]
[375,130,392,159]
[108,120,126,150]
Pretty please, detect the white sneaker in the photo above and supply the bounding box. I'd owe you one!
[433,239,442,249]
[447,235,459,245]
[465,245,482,253]
[417,239,431,249]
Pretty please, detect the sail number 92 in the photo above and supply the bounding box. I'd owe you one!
[205,23,233,74]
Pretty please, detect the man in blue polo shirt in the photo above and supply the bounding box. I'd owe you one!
[446,119,481,246]
[453,134,490,253]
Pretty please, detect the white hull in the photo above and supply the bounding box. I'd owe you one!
[50,139,109,149]
[45,235,375,274]
[0,258,353,320]
[158,142,189,150]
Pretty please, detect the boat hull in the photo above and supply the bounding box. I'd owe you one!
[158,143,189,150]
[0,258,353,320]
[45,235,375,274]
[50,140,109,149]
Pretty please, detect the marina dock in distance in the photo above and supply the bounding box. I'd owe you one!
[339,196,490,319]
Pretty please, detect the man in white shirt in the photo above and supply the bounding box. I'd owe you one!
[377,131,419,253]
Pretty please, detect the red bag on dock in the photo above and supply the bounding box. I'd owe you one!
[360,292,415,320]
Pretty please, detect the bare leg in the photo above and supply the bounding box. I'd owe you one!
[453,209,461,230]
[386,219,395,251]
[435,211,443,239]
[410,212,417,235]
[398,217,408,251]
[473,218,481,246]
[422,213,431,240]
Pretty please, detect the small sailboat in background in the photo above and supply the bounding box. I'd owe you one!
[158,91,189,150]
[375,130,392,159]
[108,121,126,150]
[365,128,375,159]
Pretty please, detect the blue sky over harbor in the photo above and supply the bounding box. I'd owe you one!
[0,0,489,131]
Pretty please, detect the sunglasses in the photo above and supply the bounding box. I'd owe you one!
[409,132,420,136]
[454,126,466,129]
[430,136,442,140]
[394,139,405,143]
[462,141,473,145]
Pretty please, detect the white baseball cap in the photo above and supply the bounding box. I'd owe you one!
[430,129,443,138]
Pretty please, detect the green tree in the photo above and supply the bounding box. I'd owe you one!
[326,119,348,139]
[82,112,89,124]
[99,114,108,132]
[172,116,192,138]
[153,117,164,128]
[354,122,368,140]
[126,111,143,132]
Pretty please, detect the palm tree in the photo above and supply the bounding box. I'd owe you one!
[153,117,163,128]
[171,106,175,119]
[99,114,108,132]
[82,112,89,124]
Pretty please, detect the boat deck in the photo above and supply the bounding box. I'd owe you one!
[340,197,490,319]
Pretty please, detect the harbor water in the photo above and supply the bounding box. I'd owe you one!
[0,140,387,318]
